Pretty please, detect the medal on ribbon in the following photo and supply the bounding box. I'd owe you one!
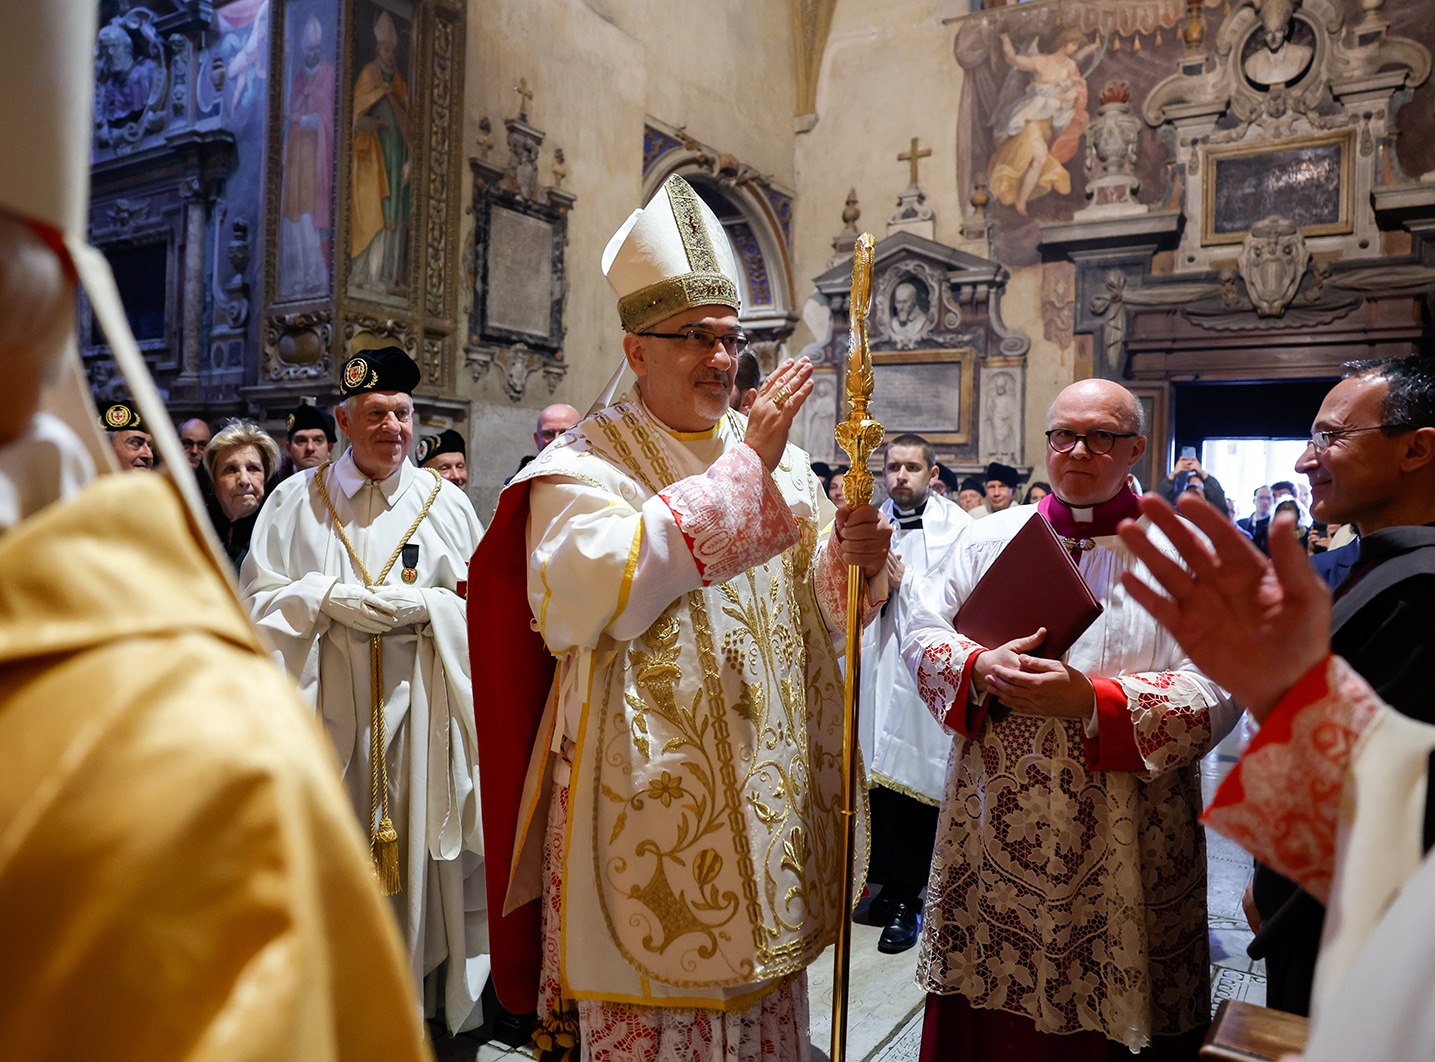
[401,543,419,584]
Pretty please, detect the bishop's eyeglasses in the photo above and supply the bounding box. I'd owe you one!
[639,328,750,357]
[1045,428,1139,455]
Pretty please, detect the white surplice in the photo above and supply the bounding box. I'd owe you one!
[902,504,1240,1049]
[241,450,488,1033]
[858,492,970,804]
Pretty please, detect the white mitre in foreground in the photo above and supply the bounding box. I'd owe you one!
[0,0,218,551]
[601,174,742,333]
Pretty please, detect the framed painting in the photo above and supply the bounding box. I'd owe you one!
[274,0,338,302]
[1202,128,1355,246]
[345,0,416,305]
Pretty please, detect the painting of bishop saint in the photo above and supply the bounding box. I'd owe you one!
[348,1,413,302]
[278,4,335,299]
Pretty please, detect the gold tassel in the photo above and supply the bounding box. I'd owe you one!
[1133,34,1142,50]
[533,1001,580,1062]
[374,816,401,895]
[1156,28,1163,46]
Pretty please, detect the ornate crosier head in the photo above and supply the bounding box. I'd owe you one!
[835,233,883,508]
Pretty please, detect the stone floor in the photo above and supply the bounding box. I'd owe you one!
[435,735,1262,1062]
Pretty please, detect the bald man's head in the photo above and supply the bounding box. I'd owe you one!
[177,418,212,470]
[535,403,580,452]
[1046,379,1144,435]
[1044,379,1147,507]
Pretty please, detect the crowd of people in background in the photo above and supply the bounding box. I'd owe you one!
[94,395,587,575]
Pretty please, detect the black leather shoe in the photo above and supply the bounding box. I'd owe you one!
[877,901,921,954]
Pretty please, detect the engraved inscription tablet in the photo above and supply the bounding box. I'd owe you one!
[872,363,959,435]
[868,348,974,445]
[1203,130,1353,245]
[487,206,554,337]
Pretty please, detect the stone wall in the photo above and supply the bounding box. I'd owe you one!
[459,0,797,519]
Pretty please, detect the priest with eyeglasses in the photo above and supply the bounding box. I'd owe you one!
[901,378,1239,1061]
[471,174,891,1060]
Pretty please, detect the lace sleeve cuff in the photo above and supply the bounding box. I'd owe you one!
[1203,655,1379,903]
[658,443,799,587]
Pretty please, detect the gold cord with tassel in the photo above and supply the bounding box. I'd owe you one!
[532,999,580,1062]
[316,463,443,895]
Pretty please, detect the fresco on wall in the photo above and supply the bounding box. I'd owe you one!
[955,0,1435,268]
[348,0,415,303]
[955,0,1214,266]
[215,0,269,119]
[278,0,337,300]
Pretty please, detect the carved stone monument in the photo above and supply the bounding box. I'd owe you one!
[803,231,1029,478]
[464,85,577,402]
[1074,82,1147,221]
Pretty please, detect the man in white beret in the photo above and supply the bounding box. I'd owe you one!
[471,173,892,1059]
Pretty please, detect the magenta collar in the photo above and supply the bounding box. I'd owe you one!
[1038,487,1143,540]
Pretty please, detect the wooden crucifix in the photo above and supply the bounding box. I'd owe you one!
[898,137,932,188]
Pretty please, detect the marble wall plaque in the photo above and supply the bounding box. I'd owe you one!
[869,349,973,445]
[486,206,554,337]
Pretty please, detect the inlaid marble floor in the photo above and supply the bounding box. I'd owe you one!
[436,737,1263,1062]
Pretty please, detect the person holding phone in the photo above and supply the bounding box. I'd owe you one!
[1157,444,1229,517]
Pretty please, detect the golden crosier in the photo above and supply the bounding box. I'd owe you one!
[835,233,883,508]
[829,231,882,1062]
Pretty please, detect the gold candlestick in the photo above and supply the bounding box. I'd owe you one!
[830,231,883,1062]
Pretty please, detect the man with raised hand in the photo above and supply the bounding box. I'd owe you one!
[1119,492,1435,1062]
[902,378,1238,1060]
[242,346,489,1035]
[472,173,890,1060]
[1246,354,1435,1016]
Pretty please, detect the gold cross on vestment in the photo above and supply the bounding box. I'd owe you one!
[898,137,932,187]
[515,77,534,117]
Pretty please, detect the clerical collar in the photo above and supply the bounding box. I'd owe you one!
[1038,487,1142,550]
[892,498,927,530]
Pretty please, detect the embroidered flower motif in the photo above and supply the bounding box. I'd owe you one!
[646,771,686,808]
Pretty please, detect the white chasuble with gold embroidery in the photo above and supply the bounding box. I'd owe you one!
[518,392,870,1009]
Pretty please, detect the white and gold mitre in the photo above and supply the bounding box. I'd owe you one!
[0,0,93,235]
[601,174,741,333]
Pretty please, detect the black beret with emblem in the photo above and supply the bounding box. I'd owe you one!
[417,428,465,465]
[338,345,421,398]
[101,401,144,433]
[285,402,336,442]
[983,461,1023,487]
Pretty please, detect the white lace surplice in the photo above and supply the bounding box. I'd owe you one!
[902,507,1239,1050]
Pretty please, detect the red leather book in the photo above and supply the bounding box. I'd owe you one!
[954,512,1104,659]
